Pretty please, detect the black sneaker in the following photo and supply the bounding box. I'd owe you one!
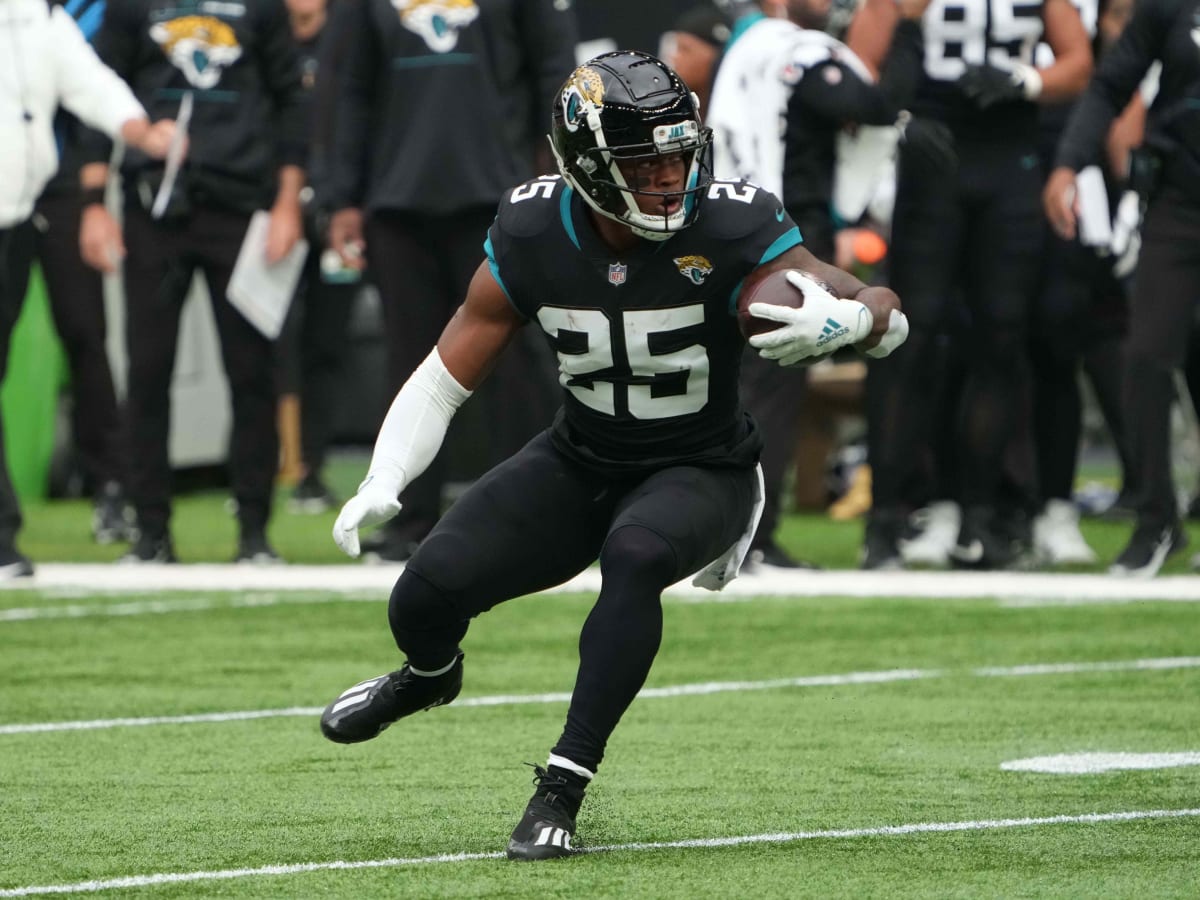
[120,531,177,563]
[235,532,283,565]
[745,541,821,571]
[288,474,336,515]
[861,513,903,570]
[507,765,588,861]
[1110,521,1189,578]
[950,506,1017,570]
[320,651,464,744]
[0,546,34,580]
[92,481,133,544]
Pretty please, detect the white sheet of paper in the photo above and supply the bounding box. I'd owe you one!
[226,210,308,339]
[1075,165,1113,248]
[151,91,193,220]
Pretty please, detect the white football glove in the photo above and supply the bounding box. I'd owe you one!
[747,271,873,366]
[332,475,402,557]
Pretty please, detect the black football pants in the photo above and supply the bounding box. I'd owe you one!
[393,432,758,773]
[1122,187,1200,528]
[869,135,1043,515]
[275,221,357,475]
[0,221,35,550]
[121,204,278,538]
[33,192,125,492]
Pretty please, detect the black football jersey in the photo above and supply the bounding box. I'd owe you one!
[915,0,1048,139]
[486,175,802,476]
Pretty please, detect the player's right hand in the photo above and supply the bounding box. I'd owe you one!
[332,478,402,557]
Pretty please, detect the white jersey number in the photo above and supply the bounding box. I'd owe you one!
[923,0,1045,80]
[536,304,710,419]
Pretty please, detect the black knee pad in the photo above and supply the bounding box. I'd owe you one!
[387,568,466,652]
[598,525,677,589]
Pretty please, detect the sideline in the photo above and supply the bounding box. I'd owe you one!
[2,808,1197,897]
[2,563,1198,601]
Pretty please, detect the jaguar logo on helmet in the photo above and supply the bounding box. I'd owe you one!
[390,0,480,54]
[561,66,604,133]
[674,255,713,284]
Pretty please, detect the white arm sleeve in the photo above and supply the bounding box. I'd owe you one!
[362,348,473,498]
[50,9,146,139]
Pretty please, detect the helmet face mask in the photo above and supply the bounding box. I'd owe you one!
[550,51,714,241]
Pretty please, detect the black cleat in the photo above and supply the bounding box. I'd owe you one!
[1110,521,1188,578]
[120,531,178,564]
[0,546,34,581]
[507,765,588,861]
[861,512,904,570]
[235,531,283,566]
[92,481,133,545]
[949,506,1018,570]
[320,651,464,744]
[745,541,821,571]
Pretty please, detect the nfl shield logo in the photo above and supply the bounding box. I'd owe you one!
[608,263,627,285]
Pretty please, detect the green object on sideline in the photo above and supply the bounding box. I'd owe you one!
[0,265,67,502]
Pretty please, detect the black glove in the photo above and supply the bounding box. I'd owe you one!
[958,63,1035,110]
[897,115,957,177]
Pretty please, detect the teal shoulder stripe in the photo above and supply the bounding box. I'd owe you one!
[727,226,805,315]
[483,235,515,305]
[560,185,580,250]
[759,226,803,265]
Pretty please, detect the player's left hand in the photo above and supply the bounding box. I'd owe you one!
[332,478,402,557]
[958,63,1041,109]
[747,272,872,366]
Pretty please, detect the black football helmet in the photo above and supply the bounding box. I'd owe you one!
[549,51,713,241]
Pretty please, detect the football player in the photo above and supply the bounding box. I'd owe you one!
[318,51,908,860]
[846,0,1092,570]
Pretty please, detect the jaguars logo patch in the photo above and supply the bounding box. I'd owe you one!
[674,255,713,285]
[560,66,604,133]
[150,16,242,90]
[391,0,479,53]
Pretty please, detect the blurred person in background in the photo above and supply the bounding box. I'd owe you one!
[660,3,734,118]
[277,0,359,514]
[707,0,933,569]
[1024,0,1143,567]
[79,0,308,564]
[28,0,137,547]
[319,0,577,563]
[1045,0,1200,576]
[0,0,177,579]
[848,0,1092,570]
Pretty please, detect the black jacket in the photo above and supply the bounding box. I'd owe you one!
[82,0,307,214]
[320,0,577,216]
[1056,0,1200,201]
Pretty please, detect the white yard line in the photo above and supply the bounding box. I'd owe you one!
[0,565,1197,622]
[1,807,1196,897]
[3,657,1197,737]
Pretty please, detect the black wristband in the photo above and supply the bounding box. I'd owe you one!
[80,186,106,207]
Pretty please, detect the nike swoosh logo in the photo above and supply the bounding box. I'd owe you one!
[775,208,786,222]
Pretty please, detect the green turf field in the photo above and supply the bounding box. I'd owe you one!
[2,578,1198,897]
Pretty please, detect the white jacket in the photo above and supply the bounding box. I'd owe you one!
[0,0,146,226]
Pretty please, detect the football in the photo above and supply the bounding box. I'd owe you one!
[736,269,831,339]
